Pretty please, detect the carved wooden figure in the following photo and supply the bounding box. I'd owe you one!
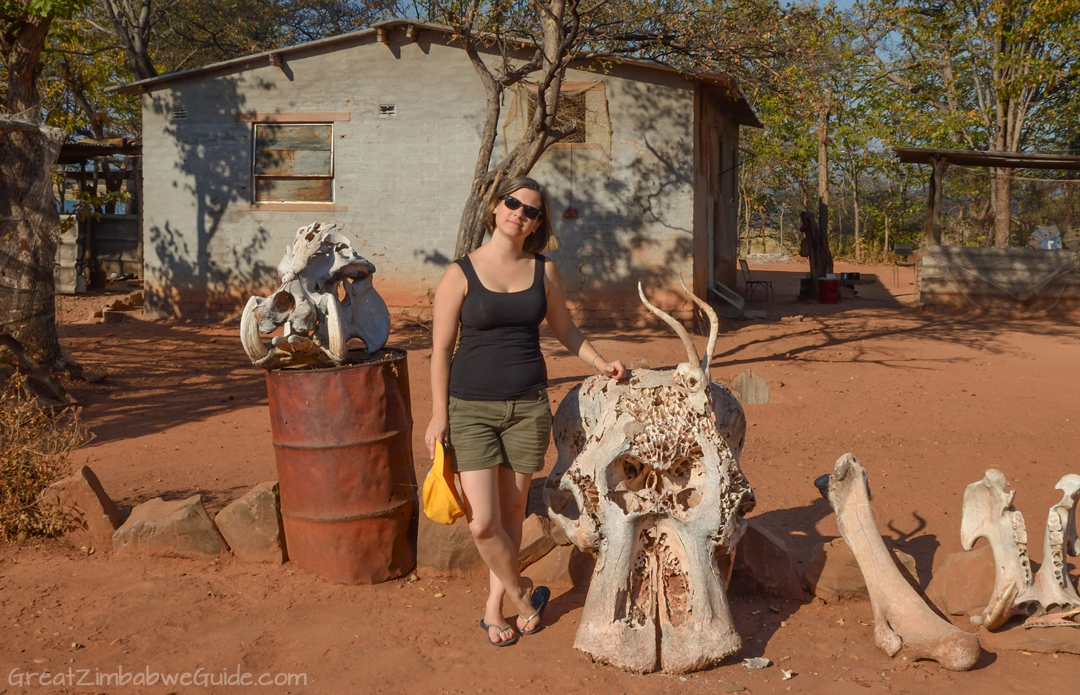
[544,280,754,673]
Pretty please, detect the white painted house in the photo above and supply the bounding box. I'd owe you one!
[112,19,761,322]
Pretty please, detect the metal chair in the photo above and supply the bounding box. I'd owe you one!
[739,259,774,302]
[893,243,917,286]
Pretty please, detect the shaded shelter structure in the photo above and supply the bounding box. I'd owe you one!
[893,147,1080,309]
[108,19,761,322]
[55,139,143,292]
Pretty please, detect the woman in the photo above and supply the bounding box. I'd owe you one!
[425,176,627,646]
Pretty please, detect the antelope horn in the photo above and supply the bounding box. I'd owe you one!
[638,282,698,368]
[240,296,269,363]
[679,274,717,376]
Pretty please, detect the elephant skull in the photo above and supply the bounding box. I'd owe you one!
[544,279,754,673]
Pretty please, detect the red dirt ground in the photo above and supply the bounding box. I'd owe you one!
[3,260,1079,694]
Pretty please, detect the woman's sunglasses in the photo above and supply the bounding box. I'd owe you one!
[502,195,542,220]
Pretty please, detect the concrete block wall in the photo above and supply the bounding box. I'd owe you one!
[141,27,697,322]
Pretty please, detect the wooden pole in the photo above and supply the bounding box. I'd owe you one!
[924,156,947,247]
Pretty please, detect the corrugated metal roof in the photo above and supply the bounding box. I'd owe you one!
[106,18,762,128]
[894,147,1080,171]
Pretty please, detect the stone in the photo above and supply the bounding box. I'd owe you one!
[416,511,484,578]
[39,466,124,550]
[214,482,286,564]
[81,368,107,383]
[979,625,1080,655]
[803,537,920,600]
[523,545,595,589]
[518,513,556,570]
[112,495,228,558]
[731,369,770,404]
[731,519,805,600]
[128,291,145,308]
[101,310,124,324]
[925,545,996,617]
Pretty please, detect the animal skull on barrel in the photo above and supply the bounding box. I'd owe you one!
[240,222,390,370]
[544,280,754,673]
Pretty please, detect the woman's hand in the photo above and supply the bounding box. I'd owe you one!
[424,416,449,460]
[602,359,628,381]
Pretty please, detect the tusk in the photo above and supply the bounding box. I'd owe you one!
[679,275,718,376]
[324,292,347,364]
[638,282,699,367]
[240,296,269,363]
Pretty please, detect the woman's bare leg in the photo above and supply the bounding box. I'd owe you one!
[459,467,536,642]
[487,468,533,629]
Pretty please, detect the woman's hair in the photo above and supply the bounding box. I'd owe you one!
[484,176,558,253]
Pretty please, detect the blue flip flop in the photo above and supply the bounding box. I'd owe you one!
[480,619,519,647]
[519,586,551,636]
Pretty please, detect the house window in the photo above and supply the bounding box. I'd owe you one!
[252,123,334,203]
[503,82,611,157]
[524,90,587,144]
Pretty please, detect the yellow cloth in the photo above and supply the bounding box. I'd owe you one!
[422,441,465,525]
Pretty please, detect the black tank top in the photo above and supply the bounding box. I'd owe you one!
[448,254,548,400]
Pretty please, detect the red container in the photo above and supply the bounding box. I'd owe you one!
[818,279,840,304]
[265,349,417,584]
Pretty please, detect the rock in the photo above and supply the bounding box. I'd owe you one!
[101,310,124,324]
[731,369,770,405]
[518,513,556,570]
[214,482,286,564]
[112,495,227,558]
[39,466,124,550]
[979,625,1080,655]
[523,545,595,589]
[416,512,485,578]
[925,545,996,617]
[731,519,805,599]
[803,538,920,600]
[128,291,144,308]
[90,309,103,320]
[105,298,133,312]
[81,368,107,383]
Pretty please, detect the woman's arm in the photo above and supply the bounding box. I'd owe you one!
[425,263,467,459]
[543,260,627,380]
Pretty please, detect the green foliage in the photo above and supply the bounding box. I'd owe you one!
[0,0,89,20]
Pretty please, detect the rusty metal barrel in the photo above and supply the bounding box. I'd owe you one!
[265,348,417,584]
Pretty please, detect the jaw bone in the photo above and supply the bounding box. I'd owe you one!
[1028,474,1080,626]
[960,470,1080,629]
[821,454,981,671]
[960,469,1034,630]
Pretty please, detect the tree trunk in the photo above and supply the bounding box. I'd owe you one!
[452,0,571,259]
[992,167,1012,247]
[100,0,158,81]
[1,12,52,114]
[0,118,66,364]
[814,93,833,280]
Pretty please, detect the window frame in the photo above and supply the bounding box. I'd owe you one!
[249,121,336,205]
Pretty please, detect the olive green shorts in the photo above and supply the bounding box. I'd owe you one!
[447,390,553,474]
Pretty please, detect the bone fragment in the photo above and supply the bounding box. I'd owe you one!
[822,454,980,671]
[1029,474,1080,619]
[960,469,1034,629]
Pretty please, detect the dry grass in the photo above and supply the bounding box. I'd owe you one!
[0,373,87,541]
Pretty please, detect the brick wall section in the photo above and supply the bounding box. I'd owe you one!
[141,28,697,320]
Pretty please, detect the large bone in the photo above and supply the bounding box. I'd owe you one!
[545,282,753,674]
[960,469,1034,629]
[1028,474,1080,623]
[820,454,980,671]
[240,222,390,370]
